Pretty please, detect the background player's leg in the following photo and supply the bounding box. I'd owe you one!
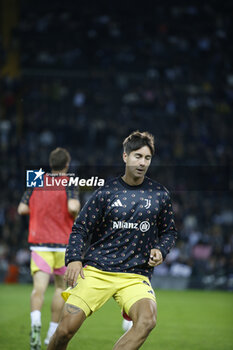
[44,274,66,345]
[52,273,66,321]
[30,270,50,349]
[47,303,86,350]
[31,270,50,311]
[113,298,157,350]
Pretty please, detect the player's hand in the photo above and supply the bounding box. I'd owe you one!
[148,249,163,267]
[64,261,85,287]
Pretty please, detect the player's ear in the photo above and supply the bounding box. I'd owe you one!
[122,152,127,164]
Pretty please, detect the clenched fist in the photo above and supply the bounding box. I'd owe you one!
[148,249,163,267]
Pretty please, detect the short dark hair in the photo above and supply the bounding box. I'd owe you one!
[123,131,155,156]
[49,147,71,171]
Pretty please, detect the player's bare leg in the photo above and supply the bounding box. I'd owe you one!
[30,271,50,349]
[44,274,66,345]
[31,271,50,311]
[113,298,157,350]
[51,274,66,321]
[47,304,86,350]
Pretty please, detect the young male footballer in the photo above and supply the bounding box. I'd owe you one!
[48,131,177,350]
[18,148,80,350]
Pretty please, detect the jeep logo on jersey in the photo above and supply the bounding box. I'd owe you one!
[112,221,150,232]
[139,221,150,232]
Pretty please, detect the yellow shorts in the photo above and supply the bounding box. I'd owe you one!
[30,250,66,275]
[62,265,156,317]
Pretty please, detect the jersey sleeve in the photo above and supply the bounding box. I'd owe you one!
[154,190,178,259]
[65,188,105,265]
[66,186,80,201]
[20,188,33,205]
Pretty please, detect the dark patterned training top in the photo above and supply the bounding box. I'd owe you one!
[65,176,178,279]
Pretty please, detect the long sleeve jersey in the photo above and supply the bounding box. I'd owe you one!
[65,176,178,279]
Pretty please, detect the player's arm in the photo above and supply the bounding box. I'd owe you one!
[150,190,178,265]
[18,202,30,215]
[65,189,105,286]
[66,187,81,219]
[67,199,81,219]
[64,261,84,286]
[17,189,33,215]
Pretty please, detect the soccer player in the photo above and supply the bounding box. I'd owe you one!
[18,148,80,350]
[48,131,177,350]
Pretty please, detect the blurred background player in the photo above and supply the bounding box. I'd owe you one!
[18,147,80,350]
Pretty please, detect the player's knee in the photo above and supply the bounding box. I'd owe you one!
[149,314,157,330]
[144,316,156,332]
[137,314,156,334]
[56,326,75,343]
[32,287,45,297]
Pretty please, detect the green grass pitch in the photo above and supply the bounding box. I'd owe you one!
[0,284,232,350]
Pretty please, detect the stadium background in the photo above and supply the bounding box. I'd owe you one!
[0,0,233,292]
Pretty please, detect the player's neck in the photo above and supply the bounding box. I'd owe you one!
[51,168,67,175]
[122,174,144,186]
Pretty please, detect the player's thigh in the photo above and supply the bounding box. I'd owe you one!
[114,274,156,318]
[54,273,66,290]
[54,251,66,276]
[31,250,54,275]
[58,302,86,336]
[62,266,114,317]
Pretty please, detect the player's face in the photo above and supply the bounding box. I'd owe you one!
[123,146,152,179]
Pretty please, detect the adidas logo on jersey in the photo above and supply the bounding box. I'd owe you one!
[111,199,123,207]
